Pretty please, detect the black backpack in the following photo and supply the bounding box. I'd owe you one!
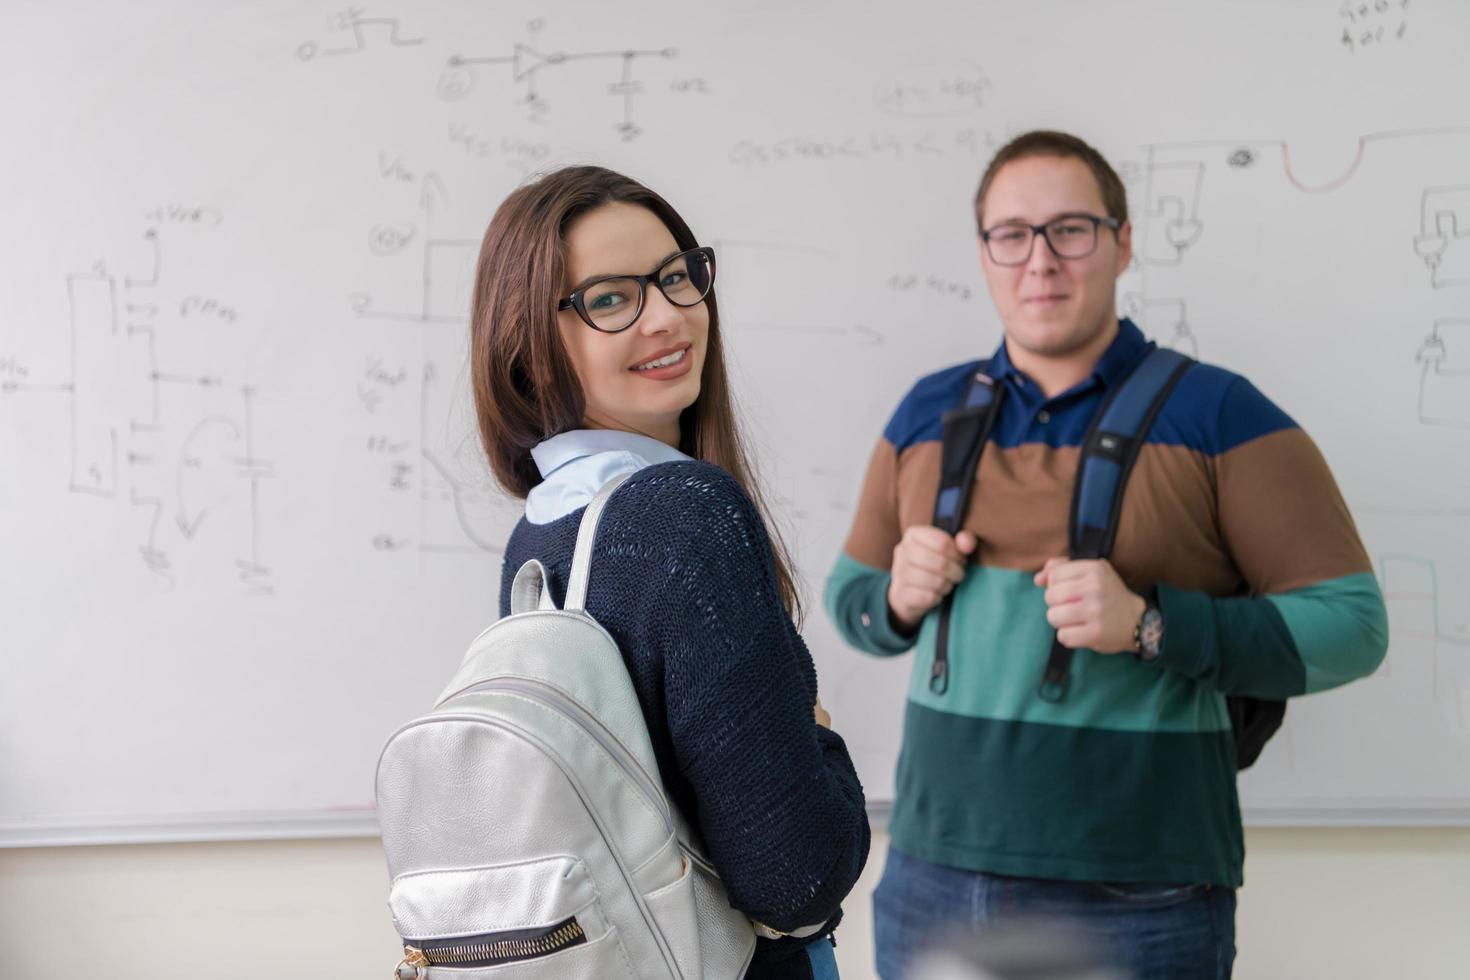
[929,345,1284,770]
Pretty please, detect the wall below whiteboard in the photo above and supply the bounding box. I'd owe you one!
[5,828,1468,979]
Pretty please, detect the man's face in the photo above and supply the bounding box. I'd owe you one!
[977,155,1132,361]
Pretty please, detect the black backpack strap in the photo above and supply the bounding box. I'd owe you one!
[929,369,1005,695]
[1038,347,1194,703]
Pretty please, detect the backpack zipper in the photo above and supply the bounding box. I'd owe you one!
[418,679,695,976]
[396,916,586,976]
[441,676,674,835]
[393,710,689,979]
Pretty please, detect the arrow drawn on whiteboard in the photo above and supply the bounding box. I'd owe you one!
[2,381,73,394]
[176,416,241,540]
[420,172,449,214]
[154,371,223,388]
[124,229,160,290]
[739,322,884,346]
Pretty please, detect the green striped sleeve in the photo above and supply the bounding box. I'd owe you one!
[824,552,916,657]
[1267,573,1390,693]
[1154,572,1388,697]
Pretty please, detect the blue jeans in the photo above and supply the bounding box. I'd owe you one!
[873,845,1235,980]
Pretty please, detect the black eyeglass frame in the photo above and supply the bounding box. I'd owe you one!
[556,246,717,333]
[978,214,1122,266]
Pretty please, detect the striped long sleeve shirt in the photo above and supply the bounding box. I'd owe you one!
[825,319,1387,887]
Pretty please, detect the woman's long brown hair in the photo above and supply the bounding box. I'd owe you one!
[470,165,803,621]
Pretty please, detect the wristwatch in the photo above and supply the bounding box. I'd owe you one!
[1133,589,1164,662]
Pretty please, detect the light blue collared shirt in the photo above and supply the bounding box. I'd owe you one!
[526,428,691,525]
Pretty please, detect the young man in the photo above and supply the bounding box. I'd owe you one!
[825,131,1388,979]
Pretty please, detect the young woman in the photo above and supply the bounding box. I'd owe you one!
[470,165,869,980]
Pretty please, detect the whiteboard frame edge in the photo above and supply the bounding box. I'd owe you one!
[7,803,1470,848]
[0,810,381,848]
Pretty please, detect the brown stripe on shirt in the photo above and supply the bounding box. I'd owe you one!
[852,433,1348,601]
[1216,427,1372,593]
[885,441,1237,589]
[1111,444,1240,595]
[842,438,904,569]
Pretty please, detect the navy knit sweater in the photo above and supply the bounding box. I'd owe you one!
[499,460,870,980]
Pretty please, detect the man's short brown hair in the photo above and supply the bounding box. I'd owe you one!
[974,130,1128,230]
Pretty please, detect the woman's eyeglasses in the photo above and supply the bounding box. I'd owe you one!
[557,246,716,333]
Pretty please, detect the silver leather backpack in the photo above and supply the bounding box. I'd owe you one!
[376,475,759,979]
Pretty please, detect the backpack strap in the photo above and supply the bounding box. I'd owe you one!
[508,473,633,616]
[1038,346,1194,702]
[509,560,560,614]
[563,472,633,613]
[929,369,1006,694]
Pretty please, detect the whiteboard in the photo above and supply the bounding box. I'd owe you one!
[4,0,1469,846]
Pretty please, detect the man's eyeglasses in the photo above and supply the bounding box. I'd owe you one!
[979,215,1121,266]
[557,246,716,333]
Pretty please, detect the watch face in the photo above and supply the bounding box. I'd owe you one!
[1140,607,1164,658]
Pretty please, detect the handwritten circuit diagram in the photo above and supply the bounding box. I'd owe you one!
[4,214,274,594]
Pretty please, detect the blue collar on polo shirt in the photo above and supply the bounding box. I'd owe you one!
[984,317,1151,410]
[526,428,691,525]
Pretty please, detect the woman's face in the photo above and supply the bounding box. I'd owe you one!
[556,202,710,447]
